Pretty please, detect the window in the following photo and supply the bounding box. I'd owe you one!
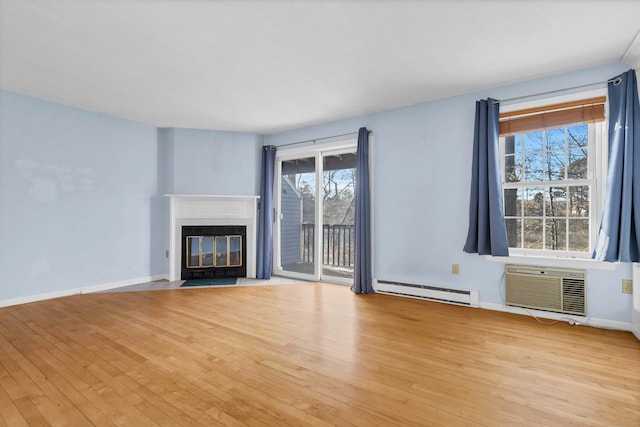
[499,91,607,257]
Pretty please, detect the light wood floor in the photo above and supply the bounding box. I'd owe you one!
[0,283,638,426]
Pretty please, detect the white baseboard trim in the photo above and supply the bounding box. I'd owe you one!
[0,274,169,308]
[480,302,632,331]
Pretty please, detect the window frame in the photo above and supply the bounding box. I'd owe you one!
[498,89,608,259]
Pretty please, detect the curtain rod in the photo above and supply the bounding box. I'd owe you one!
[275,130,371,148]
[493,76,622,105]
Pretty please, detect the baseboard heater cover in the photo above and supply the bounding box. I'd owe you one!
[375,279,479,307]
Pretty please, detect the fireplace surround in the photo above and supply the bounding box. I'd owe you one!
[181,225,246,279]
[166,195,259,282]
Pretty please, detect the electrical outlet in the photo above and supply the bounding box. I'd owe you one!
[452,264,460,275]
[622,279,632,294]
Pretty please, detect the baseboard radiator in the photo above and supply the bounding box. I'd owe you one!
[505,265,586,316]
[375,279,479,307]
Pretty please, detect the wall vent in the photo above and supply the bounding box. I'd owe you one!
[505,265,586,316]
[375,279,479,307]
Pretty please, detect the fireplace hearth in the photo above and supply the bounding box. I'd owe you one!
[181,225,246,280]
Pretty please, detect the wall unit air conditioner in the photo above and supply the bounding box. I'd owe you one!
[505,265,586,316]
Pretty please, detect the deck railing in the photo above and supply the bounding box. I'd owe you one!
[301,223,354,267]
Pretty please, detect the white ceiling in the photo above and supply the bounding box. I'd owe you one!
[1,1,640,134]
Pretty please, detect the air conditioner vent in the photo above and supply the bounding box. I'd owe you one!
[561,278,586,315]
[505,265,586,316]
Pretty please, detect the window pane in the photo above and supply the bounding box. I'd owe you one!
[524,132,543,152]
[524,152,544,182]
[569,186,589,217]
[187,237,200,268]
[505,135,516,156]
[545,187,567,216]
[281,156,316,275]
[569,219,589,251]
[523,187,544,216]
[505,218,521,248]
[567,124,588,148]
[523,219,543,249]
[505,154,522,183]
[546,128,565,151]
[568,149,588,179]
[322,154,356,279]
[202,236,214,267]
[514,134,524,154]
[545,218,566,251]
[229,236,241,266]
[504,188,519,216]
[215,236,227,267]
[545,150,565,181]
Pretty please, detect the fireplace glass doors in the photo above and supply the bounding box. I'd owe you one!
[186,235,242,268]
[181,226,246,279]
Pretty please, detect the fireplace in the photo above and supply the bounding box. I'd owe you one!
[166,195,258,282]
[181,225,246,279]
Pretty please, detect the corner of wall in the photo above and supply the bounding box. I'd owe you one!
[157,127,175,195]
[621,30,640,72]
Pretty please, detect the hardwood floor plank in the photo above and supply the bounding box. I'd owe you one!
[0,283,638,426]
[0,376,29,427]
[0,322,96,425]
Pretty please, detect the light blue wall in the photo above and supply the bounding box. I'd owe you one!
[171,128,263,195]
[265,62,635,324]
[0,90,162,300]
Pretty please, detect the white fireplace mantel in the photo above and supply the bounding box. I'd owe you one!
[166,194,259,281]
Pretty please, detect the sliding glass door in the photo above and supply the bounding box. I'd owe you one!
[278,156,317,278]
[274,142,356,284]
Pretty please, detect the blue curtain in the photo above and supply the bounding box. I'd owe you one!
[352,127,374,294]
[257,145,276,278]
[593,69,640,262]
[463,98,509,256]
